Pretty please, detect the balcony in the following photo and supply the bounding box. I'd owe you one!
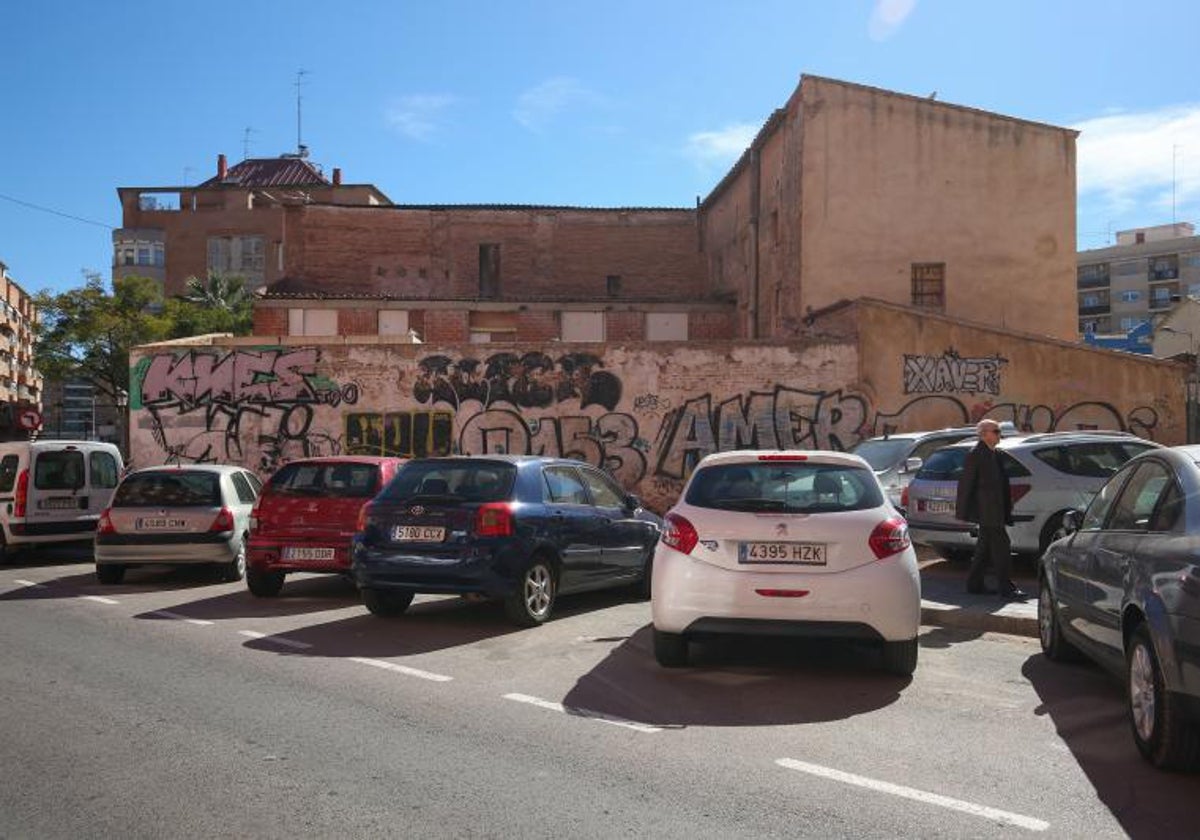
[1149,296,1176,311]
[1079,304,1112,316]
[1150,268,1179,281]
[1077,276,1110,290]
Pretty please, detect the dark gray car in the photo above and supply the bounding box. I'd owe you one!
[1039,445,1200,770]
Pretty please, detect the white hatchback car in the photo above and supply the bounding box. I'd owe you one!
[651,450,921,674]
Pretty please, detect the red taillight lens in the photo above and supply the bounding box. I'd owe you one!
[356,502,373,532]
[97,508,115,535]
[474,502,514,537]
[1010,484,1031,505]
[900,485,910,510]
[869,516,911,560]
[13,468,28,518]
[248,503,261,533]
[209,507,235,532]
[661,512,699,555]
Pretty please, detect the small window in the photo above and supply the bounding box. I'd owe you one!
[90,451,119,489]
[0,455,17,492]
[911,263,945,310]
[244,472,263,494]
[479,243,501,298]
[1108,461,1174,531]
[34,451,85,490]
[231,472,257,504]
[1080,468,1131,530]
[578,468,625,507]
[1120,290,1141,302]
[606,275,622,297]
[543,466,590,505]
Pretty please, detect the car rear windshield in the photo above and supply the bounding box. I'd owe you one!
[848,438,911,471]
[684,462,883,513]
[378,460,517,504]
[113,471,221,507]
[268,462,380,498]
[35,451,85,490]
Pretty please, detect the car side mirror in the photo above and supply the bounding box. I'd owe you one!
[1061,510,1081,535]
[626,493,643,511]
[903,457,923,474]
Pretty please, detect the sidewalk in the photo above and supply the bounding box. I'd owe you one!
[918,557,1039,638]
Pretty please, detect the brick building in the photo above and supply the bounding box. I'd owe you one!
[117,75,1079,345]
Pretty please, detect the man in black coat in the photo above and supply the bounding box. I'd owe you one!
[955,419,1026,599]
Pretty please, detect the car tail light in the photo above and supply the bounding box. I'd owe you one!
[13,468,28,518]
[248,503,261,533]
[474,502,514,537]
[900,485,910,510]
[869,516,911,559]
[755,589,811,598]
[356,502,373,532]
[758,454,807,461]
[97,508,116,536]
[209,507,235,533]
[661,512,699,555]
[1010,483,1031,506]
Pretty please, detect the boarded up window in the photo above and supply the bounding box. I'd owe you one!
[561,311,604,342]
[911,263,945,311]
[479,244,501,298]
[378,310,410,336]
[287,308,338,336]
[646,312,689,341]
[468,310,516,343]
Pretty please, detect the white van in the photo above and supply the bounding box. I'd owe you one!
[0,440,124,558]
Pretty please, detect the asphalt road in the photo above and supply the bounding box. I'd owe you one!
[1,546,1196,839]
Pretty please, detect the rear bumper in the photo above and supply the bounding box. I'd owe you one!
[95,533,240,566]
[907,519,976,551]
[651,545,921,642]
[351,538,525,597]
[4,518,100,544]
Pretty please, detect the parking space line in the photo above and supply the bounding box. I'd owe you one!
[237,630,312,650]
[81,595,120,605]
[150,610,215,627]
[775,758,1049,832]
[502,693,662,733]
[348,657,453,683]
[14,579,45,588]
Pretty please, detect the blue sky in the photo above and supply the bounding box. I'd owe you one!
[2,0,1199,294]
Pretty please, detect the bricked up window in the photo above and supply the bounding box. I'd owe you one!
[606,275,621,297]
[911,263,945,311]
[479,244,501,298]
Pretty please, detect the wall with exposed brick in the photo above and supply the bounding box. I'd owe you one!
[130,300,1185,513]
[422,310,469,343]
[516,310,560,343]
[605,311,645,342]
[338,308,378,335]
[252,307,288,336]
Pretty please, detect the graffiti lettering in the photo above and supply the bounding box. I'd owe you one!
[414,352,621,410]
[903,349,1007,395]
[345,411,454,458]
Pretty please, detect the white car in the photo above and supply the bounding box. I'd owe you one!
[650,450,921,674]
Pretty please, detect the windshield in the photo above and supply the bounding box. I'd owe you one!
[268,461,380,498]
[849,438,912,471]
[379,460,517,504]
[684,462,883,513]
[113,471,221,507]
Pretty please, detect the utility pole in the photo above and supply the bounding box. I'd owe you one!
[294,69,308,154]
[243,126,258,159]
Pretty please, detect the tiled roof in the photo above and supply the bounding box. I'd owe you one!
[198,157,330,188]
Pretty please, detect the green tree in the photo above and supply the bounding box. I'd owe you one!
[34,272,172,401]
[167,271,253,337]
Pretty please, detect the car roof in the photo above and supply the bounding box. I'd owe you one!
[128,464,246,476]
[859,422,1018,444]
[942,430,1153,450]
[275,456,406,466]
[695,450,871,469]
[403,455,573,466]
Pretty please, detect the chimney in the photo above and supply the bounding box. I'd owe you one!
[217,153,228,180]
[332,167,342,186]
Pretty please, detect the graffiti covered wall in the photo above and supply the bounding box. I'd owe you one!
[129,302,1187,511]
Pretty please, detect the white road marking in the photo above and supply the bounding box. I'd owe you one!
[81,595,119,605]
[238,630,312,650]
[776,758,1049,832]
[349,657,453,682]
[150,610,214,626]
[502,692,662,734]
[14,579,44,588]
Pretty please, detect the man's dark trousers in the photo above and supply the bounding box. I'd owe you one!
[968,525,1011,592]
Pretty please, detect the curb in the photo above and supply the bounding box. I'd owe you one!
[920,600,1039,638]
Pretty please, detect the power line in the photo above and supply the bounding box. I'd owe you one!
[0,191,113,230]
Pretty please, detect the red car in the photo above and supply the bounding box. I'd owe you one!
[246,457,407,597]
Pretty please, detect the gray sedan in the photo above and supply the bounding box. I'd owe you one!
[1039,445,1200,770]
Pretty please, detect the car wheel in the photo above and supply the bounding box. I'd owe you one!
[881,638,918,676]
[361,588,415,617]
[1038,575,1081,662]
[0,538,20,565]
[1127,624,1200,770]
[504,558,556,627]
[653,628,689,667]
[96,564,125,585]
[219,547,247,582]
[246,568,285,597]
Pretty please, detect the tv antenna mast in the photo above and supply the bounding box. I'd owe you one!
[243,126,258,159]
[294,69,309,156]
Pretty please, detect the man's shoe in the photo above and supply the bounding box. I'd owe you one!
[966,585,997,595]
[1001,588,1029,601]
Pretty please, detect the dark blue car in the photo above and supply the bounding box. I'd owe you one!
[351,456,662,626]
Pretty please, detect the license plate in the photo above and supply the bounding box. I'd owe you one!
[41,498,78,510]
[739,542,827,564]
[392,525,445,542]
[922,499,955,514]
[282,546,337,561]
[137,517,187,530]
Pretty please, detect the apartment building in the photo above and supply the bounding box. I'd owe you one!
[1076,222,1200,335]
[0,261,41,406]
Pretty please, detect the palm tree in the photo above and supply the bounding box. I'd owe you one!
[182,271,247,311]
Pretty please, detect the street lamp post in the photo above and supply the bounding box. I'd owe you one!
[114,389,129,460]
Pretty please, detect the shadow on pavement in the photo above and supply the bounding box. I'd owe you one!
[0,540,95,568]
[1022,653,1199,839]
[135,574,364,621]
[0,566,224,601]
[559,625,907,728]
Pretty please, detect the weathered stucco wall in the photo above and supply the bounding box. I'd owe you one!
[129,302,1186,512]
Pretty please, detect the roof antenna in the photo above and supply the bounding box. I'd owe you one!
[243,126,258,159]
[294,69,309,158]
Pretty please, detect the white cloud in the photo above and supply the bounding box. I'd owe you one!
[868,0,917,41]
[513,77,599,131]
[385,94,457,141]
[683,123,759,168]
[1075,104,1200,218]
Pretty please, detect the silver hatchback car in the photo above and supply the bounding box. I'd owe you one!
[94,465,261,584]
[904,431,1158,561]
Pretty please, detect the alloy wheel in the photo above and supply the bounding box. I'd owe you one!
[1038,586,1054,649]
[524,564,553,618]
[1129,641,1157,743]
